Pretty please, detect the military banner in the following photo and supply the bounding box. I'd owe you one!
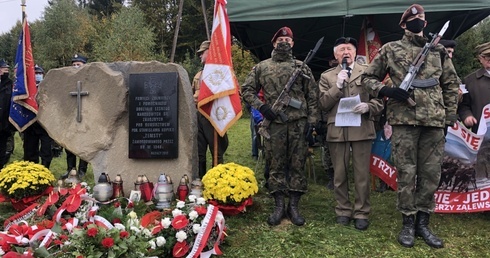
[197,0,242,137]
[9,17,38,132]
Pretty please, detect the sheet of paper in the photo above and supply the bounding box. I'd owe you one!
[335,95,361,127]
[460,84,468,94]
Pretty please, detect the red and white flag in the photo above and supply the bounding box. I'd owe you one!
[356,16,382,65]
[197,0,242,137]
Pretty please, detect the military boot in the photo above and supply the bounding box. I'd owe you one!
[415,211,444,248]
[267,192,285,226]
[398,214,415,248]
[61,154,77,179]
[287,191,305,226]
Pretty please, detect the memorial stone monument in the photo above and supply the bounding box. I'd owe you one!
[36,61,198,194]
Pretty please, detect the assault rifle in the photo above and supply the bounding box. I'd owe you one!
[399,20,450,106]
[258,37,324,139]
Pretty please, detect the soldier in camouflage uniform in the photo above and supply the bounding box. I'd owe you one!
[241,27,319,226]
[362,4,458,248]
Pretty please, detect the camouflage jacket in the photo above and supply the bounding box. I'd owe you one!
[362,32,459,127]
[241,49,319,124]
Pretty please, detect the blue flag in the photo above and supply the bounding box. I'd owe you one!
[9,19,38,132]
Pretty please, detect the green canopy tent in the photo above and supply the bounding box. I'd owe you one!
[228,0,490,77]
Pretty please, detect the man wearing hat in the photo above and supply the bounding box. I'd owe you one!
[362,4,459,248]
[318,37,383,230]
[241,26,319,226]
[0,59,13,168]
[62,54,89,178]
[23,64,55,169]
[192,41,229,178]
[458,42,490,180]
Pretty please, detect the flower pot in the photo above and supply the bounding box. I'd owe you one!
[208,197,253,216]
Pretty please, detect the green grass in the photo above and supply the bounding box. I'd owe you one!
[220,117,490,258]
[2,118,490,257]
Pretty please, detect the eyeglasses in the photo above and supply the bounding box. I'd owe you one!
[480,55,490,61]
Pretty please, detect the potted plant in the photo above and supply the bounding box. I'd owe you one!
[0,160,55,211]
[201,163,258,215]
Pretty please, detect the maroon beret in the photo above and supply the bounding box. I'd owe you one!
[271,27,293,43]
[399,4,424,25]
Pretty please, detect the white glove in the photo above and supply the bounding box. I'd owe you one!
[336,70,349,89]
[352,103,369,114]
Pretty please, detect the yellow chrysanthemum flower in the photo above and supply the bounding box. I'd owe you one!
[202,163,258,205]
[0,160,55,200]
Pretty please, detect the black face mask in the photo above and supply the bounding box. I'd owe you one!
[405,18,425,34]
[275,42,292,53]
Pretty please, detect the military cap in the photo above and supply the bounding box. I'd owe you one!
[0,59,9,68]
[271,26,293,43]
[334,37,358,49]
[399,4,424,25]
[71,54,88,64]
[197,41,211,54]
[439,39,457,49]
[475,41,490,56]
[34,64,44,74]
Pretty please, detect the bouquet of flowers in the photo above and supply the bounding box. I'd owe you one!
[0,193,226,258]
[0,161,55,205]
[202,163,258,208]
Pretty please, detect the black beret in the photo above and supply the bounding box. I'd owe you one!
[334,37,358,49]
[439,39,457,48]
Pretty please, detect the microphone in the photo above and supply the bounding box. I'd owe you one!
[341,57,348,70]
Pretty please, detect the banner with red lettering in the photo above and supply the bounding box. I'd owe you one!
[436,104,490,213]
[370,104,490,213]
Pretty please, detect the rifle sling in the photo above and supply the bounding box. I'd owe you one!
[411,78,439,88]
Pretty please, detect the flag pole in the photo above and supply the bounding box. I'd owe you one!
[21,0,26,22]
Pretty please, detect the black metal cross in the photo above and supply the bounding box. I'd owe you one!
[70,81,89,122]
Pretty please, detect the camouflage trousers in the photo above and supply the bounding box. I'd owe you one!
[322,139,333,171]
[264,119,308,194]
[392,125,445,215]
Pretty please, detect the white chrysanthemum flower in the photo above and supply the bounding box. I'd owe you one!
[176,201,186,208]
[156,236,166,247]
[172,208,183,217]
[128,211,137,219]
[161,217,172,228]
[148,240,156,249]
[176,230,188,242]
[114,223,126,231]
[192,223,202,234]
[142,228,152,237]
[188,210,199,220]
[197,197,206,205]
[188,195,197,202]
[130,226,141,234]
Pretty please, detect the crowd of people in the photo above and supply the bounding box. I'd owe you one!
[1,2,489,250]
[237,3,487,249]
